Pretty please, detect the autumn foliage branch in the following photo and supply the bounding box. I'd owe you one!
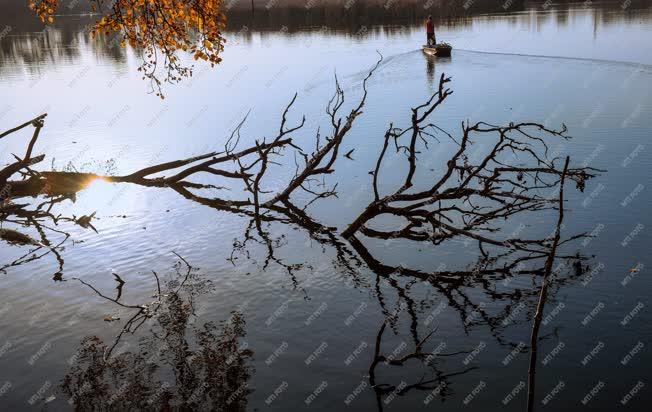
[28,0,226,97]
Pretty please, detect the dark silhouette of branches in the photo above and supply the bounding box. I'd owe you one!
[369,320,476,395]
[262,55,383,208]
[63,255,253,410]
[0,116,107,279]
[0,113,47,185]
[1,66,605,409]
[342,74,600,263]
[1,65,600,347]
[3,68,600,284]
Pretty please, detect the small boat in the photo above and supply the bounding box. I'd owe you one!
[422,43,452,57]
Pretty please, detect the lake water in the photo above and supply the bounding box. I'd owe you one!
[1,1,652,410]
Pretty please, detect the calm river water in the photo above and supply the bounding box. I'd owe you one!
[1,1,651,410]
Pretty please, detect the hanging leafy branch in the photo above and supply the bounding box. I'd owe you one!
[28,0,226,97]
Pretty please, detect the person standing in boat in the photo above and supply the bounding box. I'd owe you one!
[426,15,436,46]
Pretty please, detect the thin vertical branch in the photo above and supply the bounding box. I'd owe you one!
[526,156,570,412]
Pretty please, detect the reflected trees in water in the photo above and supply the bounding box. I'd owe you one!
[1,61,603,409]
[63,255,254,410]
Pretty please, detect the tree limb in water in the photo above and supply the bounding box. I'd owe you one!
[1,60,601,284]
[526,156,570,412]
[1,66,604,408]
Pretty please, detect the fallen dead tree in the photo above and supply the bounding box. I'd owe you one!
[1,65,604,408]
[1,58,602,282]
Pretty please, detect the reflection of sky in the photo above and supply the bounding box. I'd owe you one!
[448,7,652,65]
[1,4,650,172]
[1,4,651,230]
[1,4,652,410]
[2,3,652,74]
[1,4,650,282]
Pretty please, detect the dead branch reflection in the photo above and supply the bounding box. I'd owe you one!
[1,61,602,409]
[369,318,476,411]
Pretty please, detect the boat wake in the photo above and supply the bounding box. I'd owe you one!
[455,49,652,71]
[343,49,422,83]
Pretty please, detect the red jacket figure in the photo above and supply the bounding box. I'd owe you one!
[426,16,436,46]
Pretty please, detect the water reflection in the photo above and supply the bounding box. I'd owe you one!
[63,257,254,410]
[1,67,597,289]
[3,3,649,409]
[1,68,599,408]
[0,114,104,279]
[423,53,452,86]
[2,1,652,76]
[0,22,127,78]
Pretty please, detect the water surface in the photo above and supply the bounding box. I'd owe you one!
[1,1,651,410]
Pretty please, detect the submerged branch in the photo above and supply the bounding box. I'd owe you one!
[526,156,570,412]
[1,62,600,289]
